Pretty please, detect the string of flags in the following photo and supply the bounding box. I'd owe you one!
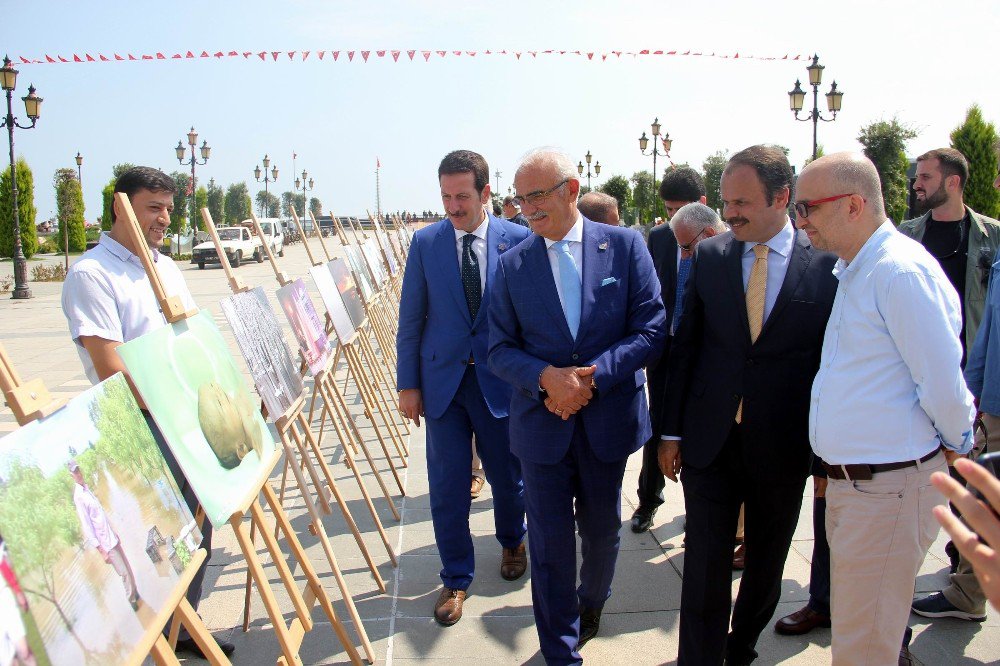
[11,48,808,66]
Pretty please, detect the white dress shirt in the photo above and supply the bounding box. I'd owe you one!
[810,221,975,464]
[74,483,119,551]
[454,213,489,295]
[62,233,197,384]
[543,214,585,311]
[741,219,795,322]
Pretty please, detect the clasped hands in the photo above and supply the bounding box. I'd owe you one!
[541,365,596,421]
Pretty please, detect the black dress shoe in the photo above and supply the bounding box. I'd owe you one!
[899,626,914,666]
[578,606,602,648]
[176,636,236,658]
[630,506,657,533]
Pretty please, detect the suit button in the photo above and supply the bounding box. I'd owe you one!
[572,353,579,360]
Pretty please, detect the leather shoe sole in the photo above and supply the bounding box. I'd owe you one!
[471,476,485,499]
[630,508,656,533]
[501,543,527,581]
[774,605,831,635]
[434,587,467,626]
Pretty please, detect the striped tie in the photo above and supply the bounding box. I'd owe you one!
[736,243,769,423]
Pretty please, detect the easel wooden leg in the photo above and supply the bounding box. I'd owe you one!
[352,341,409,461]
[149,635,183,666]
[175,598,232,666]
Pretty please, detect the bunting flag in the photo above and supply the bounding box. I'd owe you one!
[10,47,808,66]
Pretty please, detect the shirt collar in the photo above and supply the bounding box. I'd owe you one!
[100,230,159,263]
[455,211,489,243]
[833,220,894,279]
[544,213,584,250]
[742,218,794,258]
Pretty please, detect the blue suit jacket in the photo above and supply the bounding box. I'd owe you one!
[488,218,667,464]
[396,215,530,420]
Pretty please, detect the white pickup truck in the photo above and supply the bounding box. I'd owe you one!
[257,218,285,257]
[191,226,264,269]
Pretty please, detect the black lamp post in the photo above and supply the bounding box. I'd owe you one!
[75,151,83,188]
[638,118,672,220]
[576,151,601,191]
[294,169,314,219]
[175,126,210,246]
[788,54,844,161]
[1,56,42,300]
[494,169,502,194]
[254,154,279,217]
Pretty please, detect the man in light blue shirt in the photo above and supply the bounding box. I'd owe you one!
[796,152,974,665]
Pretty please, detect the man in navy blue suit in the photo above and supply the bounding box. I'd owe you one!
[489,149,666,664]
[396,150,530,626]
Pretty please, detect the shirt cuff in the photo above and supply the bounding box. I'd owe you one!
[660,435,680,441]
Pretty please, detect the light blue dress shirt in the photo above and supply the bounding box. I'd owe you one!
[965,253,1000,415]
[810,222,975,464]
[740,219,795,322]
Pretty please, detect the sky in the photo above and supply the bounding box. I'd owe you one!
[3,0,998,224]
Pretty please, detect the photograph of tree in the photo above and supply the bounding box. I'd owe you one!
[310,264,357,344]
[344,245,374,302]
[276,278,331,377]
[0,374,201,665]
[221,286,304,421]
[328,258,366,330]
[117,310,278,528]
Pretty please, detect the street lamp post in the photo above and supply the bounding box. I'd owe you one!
[175,126,210,250]
[638,117,672,221]
[788,54,844,161]
[1,56,42,299]
[75,151,83,189]
[494,169,502,194]
[294,169,314,220]
[253,154,279,217]
[576,151,601,191]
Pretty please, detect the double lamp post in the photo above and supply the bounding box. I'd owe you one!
[254,155,278,217]
[788,55,844,161]
[175,127,210,249]
[638,117,672,221]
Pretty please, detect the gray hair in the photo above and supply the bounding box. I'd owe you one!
[516,148,579,183]
[669,202,727,235]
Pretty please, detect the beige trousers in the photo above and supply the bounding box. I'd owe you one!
[826,450,946,665]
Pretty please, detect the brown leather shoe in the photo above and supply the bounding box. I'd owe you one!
[732,543,746,570]
[774,605,831,635]
[501,543,527,580]
[434,587,467,626]
[471,476,485,499]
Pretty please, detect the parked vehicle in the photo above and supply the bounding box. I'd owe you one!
[191,226,263,269]
[256,218,285,257]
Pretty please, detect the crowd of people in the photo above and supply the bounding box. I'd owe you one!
[396,145,1000,665]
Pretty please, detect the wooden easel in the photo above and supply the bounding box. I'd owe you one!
[111,194,365,665]
[0,344,230,666]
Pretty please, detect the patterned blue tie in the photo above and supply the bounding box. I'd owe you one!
[461,234,481,320]
[554,240,581,338]
[672,257,692,335]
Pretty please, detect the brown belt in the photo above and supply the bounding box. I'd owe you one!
[823,448,940,481]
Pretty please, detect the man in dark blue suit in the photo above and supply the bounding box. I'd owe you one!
[659,145,838,665]
[488,149,666,665]
[396,150,530,626]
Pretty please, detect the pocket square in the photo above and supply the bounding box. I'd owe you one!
[601,277,617,286]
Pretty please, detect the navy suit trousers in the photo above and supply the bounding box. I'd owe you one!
[425,365,526,590]
[519,420,628,666]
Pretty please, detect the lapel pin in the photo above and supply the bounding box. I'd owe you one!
[498,242,507,251]
[598,241,608,251]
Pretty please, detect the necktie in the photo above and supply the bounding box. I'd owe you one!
[672,257,692,335]
[554,240,582,338]
[461,234,481,320]
[736,243,769,423]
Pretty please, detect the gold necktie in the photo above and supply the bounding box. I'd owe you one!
[736,243,769,423]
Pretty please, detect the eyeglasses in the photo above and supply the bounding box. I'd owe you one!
[793,193,858,219]
[512,179,569,208]
[678,227,707,252]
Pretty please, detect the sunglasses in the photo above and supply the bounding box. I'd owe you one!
[794,193,860,219]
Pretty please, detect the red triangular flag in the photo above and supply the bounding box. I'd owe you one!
[667,50,676,55]
[128,54,138,60]
[391,50,400,62]
[376,50,385,58]
[587,52,594,60]
[142,54,153,60]
[302,51,310,60]
[654,50,663,55]
[682,50,690,55]
[257,52,266,61]
[201,51,210,57]
[529,51,536,58]
[171,53,182,59]
[515,52,522,60]
[185,51,194,58]
[46,55,57,63]
[86,54,96,61]
[407,50,415,60]
[242,51,251,58]
[348,51,355,61]
[333,51,340,60]
[422,50,431,61]
[613,51,621,58]
[437,50,446,57]
[228,51,238,57]
[73,54,83,62]
[156,52,165,59]
[288,51,296,60]
[639,49,649,55]
[377,157,381,168]
[318,51,326,60]
[485,50,492,54]
[114,53,124,61]
[213,51,224,58]
[601,54,607,61]
[361,50,370,62]
[468,51,476,56]
[271,51,280,61]
[452,50,461,56]
[99,54,110,62]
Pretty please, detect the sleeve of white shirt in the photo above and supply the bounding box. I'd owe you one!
[883,270,975,453]
[62,269,125,345]
[74,492,99,549]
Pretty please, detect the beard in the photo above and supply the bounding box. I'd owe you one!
[913,183,949,215]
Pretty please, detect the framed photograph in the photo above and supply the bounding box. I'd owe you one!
[0,374,202,664]
[328,258,366,329]
[118,310,278,528]
[344,245,374,302]
[275,278,332,377]
[221,286,304,420]
[375,230,399,276]
[309,264,356,344]
[362,239,387,287]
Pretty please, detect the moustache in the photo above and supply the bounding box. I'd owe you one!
[727,217,750,227]
[527,212,547,222]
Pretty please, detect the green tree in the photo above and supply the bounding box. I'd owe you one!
[280,191,305,217]
[598,175,632,212]
[309,197,323,219]
[169,172,191,233]
[0,157,38,258]
[224,183,252,225]
[54,168,87,252]
[702,150,729,212]
[99,165,134,231]
[857,118,918,224]
[630,170,657,224]
[255,190,280,217]
[193,186,208,229]
[206,181,224,227]
[112,163,136,180]
[951,104,1000,219]
[89,377,171,483]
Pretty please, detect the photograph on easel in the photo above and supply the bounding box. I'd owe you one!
[276,278,331,377]
[2,534,49,665]
[0,374,201,665]
[361,240,387,287]
[310,264,357,343]
[328,259,366,329]
[375,230,399,276]
[117,310,278,528]
[221,286,304,421]
[343,245,374,301]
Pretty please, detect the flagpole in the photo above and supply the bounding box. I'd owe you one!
[375,158,381,218]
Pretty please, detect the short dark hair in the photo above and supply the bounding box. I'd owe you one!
[917,148,969,190]
[112,166,177,224]
[659,167,706,203]
[438,150,490,194]
[724,145,794,206]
